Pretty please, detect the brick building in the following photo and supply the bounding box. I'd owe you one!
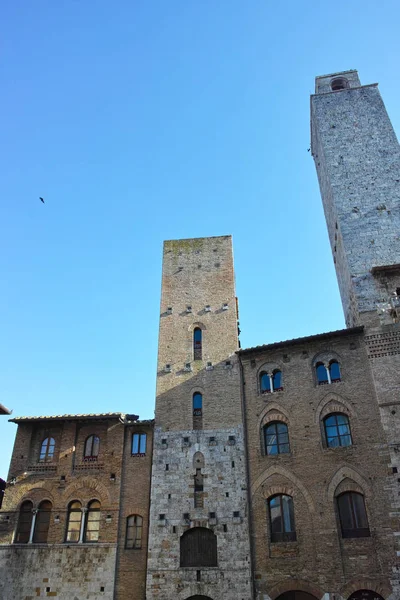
[0,70,399,600]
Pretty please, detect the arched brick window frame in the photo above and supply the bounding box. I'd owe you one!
[257,363,284,395]
[312,351,342,386]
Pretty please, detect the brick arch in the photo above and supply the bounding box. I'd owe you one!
[12,484,55,508]
[315,391,356,425]
[258,402,290,432]
[189,322,207,331]
[312,349,341,367]
[327,466,371,501]
[340,578,392,600]
[335,477,364,496]
[262,483,296,499]
[251,465,315,513]
[62,477,111,504]
[268,578,324,600]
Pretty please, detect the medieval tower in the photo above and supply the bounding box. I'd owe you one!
[146,236,252,600]
[311,69,400,570]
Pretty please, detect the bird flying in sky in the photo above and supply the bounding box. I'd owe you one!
[39,197,44,203]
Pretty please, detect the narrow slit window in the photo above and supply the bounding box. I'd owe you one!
[193,392,203,430]
[126,514,143,549]
[193,328,202,360]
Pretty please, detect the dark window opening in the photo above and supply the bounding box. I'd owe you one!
[194,328,202,360]
[180,527,218,567]
[337,492,370,538]
[39,437,55,463]
[126,514,143,549]
[324,413,352,448]
[233,511,240,518]
[132,433,147,456]
[329,360,341,382]
[272,370,282,391]
[331,77,349,91]
[194,468,204,508]
[15,500,33,543]
[268,494,296,542]
[316,362,329,384]
[193,392,203,430]
[33,500,52,543]
[84,435,100,460]
[260,372,271,393]
[264,422,290,455]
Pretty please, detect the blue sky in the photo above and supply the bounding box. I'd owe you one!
[1,0,400,478]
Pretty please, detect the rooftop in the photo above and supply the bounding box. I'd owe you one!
[9,412,153,425]
[238,326,364,356]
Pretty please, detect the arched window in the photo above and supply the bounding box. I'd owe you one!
[193,392,203,430]
[331,77,349,91]
[268,494,296,542]
[126,514,143,549]
[132,433,147,456]
[66,501,82,543]
[316,362,328,384]
[272,370,282,391]
[39,437,55,462]
[84,500,101,542]
[84,435,100,460]
[33,500,52,543]
[324,413,352,447]
[337,492,370,538]
[260,372,271,393]
[329,360,341,382]
[15,501,33,543]
[264,422,290,455]
[193,328,202,360]
[180,527,217,567]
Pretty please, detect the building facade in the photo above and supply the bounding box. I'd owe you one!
[0,70,399,600]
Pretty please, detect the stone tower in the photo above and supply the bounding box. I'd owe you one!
[146,236,252,600]
[311,70,400,590]
[311,70,400,329]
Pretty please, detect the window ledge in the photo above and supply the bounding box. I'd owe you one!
[322,444,355,453]
[264,452,293,459]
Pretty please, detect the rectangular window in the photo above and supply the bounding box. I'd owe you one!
[132,433,147,456]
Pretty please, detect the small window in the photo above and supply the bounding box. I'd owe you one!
[337,492,370,538]
[84,435,100,460]
[329,360,341,382]
[264,422,290,455]
[39,437,55,463]
[193,328,202,360]
[316,362,329,384]
[32,500,52,543]
[272,370,282,391]
[15,501,33,543]
[84,500,101,542]
[193,392,203,430]
[324,413,352,448]
[126,514,143,549]
[268,494,296,542]
[260,372,271,393]
[66,501,82,543]
[132,433,147,456]
[331,77,349,91]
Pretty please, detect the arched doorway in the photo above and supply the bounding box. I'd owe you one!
[348,591,385,600]
[276,592,319,600]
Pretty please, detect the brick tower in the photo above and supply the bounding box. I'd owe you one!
[146,236,252,600]
[311,70,400,592]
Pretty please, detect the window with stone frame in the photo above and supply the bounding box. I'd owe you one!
[193,327,202,360]
[337,492,370,538]
[323,413,352,448]
[268,494,296,542]
[83,434,100,460]
[126,514,143,549]
[132,432,147,456]
[264,422,290,455]
[180,527,217,567]
[39,437,56,462]
[15,500,33,543]
[32,500,52,543]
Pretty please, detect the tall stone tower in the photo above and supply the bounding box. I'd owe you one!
[146,236,252,600]
[311,70,400,584]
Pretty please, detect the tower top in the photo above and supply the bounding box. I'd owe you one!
[314,70,361,94]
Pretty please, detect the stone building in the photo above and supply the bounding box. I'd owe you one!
[0,69,399,600]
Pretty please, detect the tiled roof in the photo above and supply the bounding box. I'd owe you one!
[9,413,154,424]
[238,326,364,355]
